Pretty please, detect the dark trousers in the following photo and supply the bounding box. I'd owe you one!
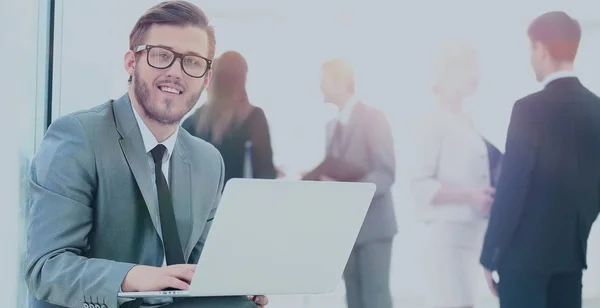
[343,238,394,308]
[498,269,582,308]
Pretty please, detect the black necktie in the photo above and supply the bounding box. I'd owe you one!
[151,145,185,265]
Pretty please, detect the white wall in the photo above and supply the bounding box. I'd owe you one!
[51,1,600,306]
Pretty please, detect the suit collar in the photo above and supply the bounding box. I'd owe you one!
[114,93,137,139]
[113,93,194,256]
[170,135,193,257]
[542,71,578,88]
[328,102,365,156]
[545,77,582,91]
[113,92,190,162]
[338,96,359,125]
[114,94,162,238]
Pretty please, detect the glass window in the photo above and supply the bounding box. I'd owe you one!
[1,1,50,307]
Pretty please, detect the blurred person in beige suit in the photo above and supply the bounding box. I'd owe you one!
[410,44,502,308]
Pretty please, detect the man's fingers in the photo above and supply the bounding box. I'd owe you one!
[166,264,196,275]
[488,281,498,297]
[484,187,496,195]
[162,276,190,291]
[484,271,498,297]
[320,175,335,181]
[256,295,268,305]
[248,296,268,304]
[166,267,195,284]
[171,264,196,272]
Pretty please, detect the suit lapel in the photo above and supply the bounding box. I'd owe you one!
[326,121,336,155]
[113,94,161,234]
[178,133,214,260]
[170,139,193,257]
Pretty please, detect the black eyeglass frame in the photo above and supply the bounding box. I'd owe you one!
[134,44,212,78]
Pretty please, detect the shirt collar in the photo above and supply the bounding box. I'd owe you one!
[132,106,178,160]
[338,96,358,124]
[541,70,577,87]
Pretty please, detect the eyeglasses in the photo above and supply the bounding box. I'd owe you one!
[134,45,212,78]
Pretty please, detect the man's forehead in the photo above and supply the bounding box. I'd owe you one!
[144,24,210,57]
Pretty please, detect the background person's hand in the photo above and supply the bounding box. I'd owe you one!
[484,269,499,297]
[275,165,286,178]
[319,174,337,181]
[468,187,495,215]
[248,295,269,307]
[121,264,196,292]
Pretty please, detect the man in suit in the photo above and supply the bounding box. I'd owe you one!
[24,2,268,308]
[307,58,397,308]
[480,11,600,308]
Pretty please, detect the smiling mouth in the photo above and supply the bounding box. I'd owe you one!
[158,86,182,95]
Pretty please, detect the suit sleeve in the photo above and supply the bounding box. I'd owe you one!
[249,108,277,179]
[480,100,539,270]
[189,153,225,263]
[25,115,136,308]
[360,109,396,198]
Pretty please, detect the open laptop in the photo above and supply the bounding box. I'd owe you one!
[119,178,375,298]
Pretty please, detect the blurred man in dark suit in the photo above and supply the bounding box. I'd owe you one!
[480,11,600,308]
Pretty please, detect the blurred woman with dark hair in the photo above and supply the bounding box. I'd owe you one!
[182,51,276,183]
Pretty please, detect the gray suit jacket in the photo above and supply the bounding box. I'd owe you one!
[326,102,397,245]
[25,94,225,308]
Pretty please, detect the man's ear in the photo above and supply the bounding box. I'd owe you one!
[203,69,213,88]
[124,50,136,76]
[540,42,553,61]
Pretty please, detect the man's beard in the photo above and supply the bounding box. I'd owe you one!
[133,70,203,125]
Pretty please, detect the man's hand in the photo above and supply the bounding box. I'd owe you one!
[484,268,498,297]
[275,165,286,178]
[248,295,269,307]
[320,174,336,181]
[121,264,196,292]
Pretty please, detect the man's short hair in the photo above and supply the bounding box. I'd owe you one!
[128,1,216,82]
[321,58,355,91]
[528,11,581,62]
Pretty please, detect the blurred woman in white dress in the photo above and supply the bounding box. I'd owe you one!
[410,44,501,308]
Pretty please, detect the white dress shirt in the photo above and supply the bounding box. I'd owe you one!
[338,96,358,125]
[130,106,178,306]
[327,96,359,144]
[132,106,178,267]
